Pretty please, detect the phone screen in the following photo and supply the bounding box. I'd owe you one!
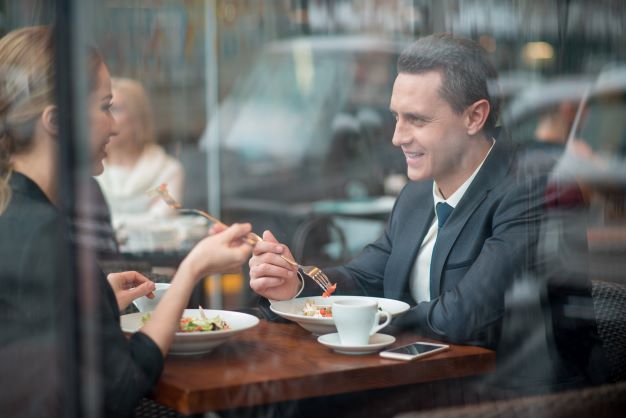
[386,343,445,355]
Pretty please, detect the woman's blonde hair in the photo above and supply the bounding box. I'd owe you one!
[111,78,155,146]
[0,26,55,214]
[0,26,104,213]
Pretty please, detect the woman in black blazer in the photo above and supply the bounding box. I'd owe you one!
[0,26,252,417]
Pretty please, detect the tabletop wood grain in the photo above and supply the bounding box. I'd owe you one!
[151,320,495,414]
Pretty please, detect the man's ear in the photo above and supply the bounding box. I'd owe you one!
[41,105,58,137]
[465,99,490,136]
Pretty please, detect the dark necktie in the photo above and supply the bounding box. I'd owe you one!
[436,202,454,228]
[430,202,454,299]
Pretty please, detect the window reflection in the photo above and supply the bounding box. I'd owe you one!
[2,1,626,417]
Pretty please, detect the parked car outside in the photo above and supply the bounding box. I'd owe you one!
[502,76,592,177]
[501,75,591,148]
[206,35,410,266]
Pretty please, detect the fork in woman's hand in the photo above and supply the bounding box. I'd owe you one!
[147,184,337,296]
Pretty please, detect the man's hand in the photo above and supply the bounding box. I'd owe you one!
[107,271,156,311]
[249,230,301,300]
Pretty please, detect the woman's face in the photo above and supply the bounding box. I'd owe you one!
[89,63,117,175]
[108,86,139,151]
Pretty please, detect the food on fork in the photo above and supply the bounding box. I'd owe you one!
[149,184,337,297]
[302,266,337,297]
[322,283,337,298]
[146,183,256,242]
[146,183,181,208]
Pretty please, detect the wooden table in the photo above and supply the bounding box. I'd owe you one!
[151,320,495,415]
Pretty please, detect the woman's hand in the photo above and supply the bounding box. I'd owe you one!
[137,223,252,356]
[181,223,253,281]
[208,222,227,235]
[107,271,156,311]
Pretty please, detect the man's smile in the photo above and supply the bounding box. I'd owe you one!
[403,150,425,160]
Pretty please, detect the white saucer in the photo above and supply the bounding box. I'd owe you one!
[317,333,396,355]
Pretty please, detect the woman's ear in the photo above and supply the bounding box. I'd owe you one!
[41,105,58,137]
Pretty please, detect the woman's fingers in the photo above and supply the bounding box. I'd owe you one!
[208,222,228,235]
[218,223,252,244]
[127,280,156,300]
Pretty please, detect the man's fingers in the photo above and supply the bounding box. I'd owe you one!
[260,230,296,261]
[262,230,279,243]
[250,276,285,293]
[251,263,295,280]
[250,252,295,274]
[252,240,284,257]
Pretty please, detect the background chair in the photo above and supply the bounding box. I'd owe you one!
[591,279,626,382]
[134,398,194,418]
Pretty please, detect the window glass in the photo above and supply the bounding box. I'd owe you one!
[2,1,626,417]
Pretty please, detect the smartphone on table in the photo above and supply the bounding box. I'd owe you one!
[379,341,449,361]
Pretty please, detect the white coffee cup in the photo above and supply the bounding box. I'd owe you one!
[332,299,391,345]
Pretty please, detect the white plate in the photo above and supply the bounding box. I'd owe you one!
[318,333,396,355]
[121,309,259,356]
[270,295,410,335]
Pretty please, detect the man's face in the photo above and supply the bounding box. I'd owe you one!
[389,71,472,190]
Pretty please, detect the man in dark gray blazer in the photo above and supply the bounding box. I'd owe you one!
[249,34,543,349]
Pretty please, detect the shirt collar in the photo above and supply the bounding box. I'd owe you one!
[433,139,495,209]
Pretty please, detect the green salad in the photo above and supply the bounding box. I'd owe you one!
[141,312,230,332]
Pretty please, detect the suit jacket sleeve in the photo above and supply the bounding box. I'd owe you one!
[400,177,544,347]
[317,175,545,348]
[298,187,410,298]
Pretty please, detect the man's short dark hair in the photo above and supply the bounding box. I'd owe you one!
[397,33,500,132]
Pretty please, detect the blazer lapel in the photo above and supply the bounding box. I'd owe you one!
[430,140,512,298]
[386,189,434,301]
[430,189,488,298]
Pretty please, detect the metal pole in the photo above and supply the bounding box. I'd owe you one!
[205,0,223,309]
[55,0,102,416]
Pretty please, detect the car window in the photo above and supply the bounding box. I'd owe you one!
[222,48,353,166]
[578,91,626,157]
[217,39,403,204]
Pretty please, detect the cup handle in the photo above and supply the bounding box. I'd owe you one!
[370,309,391,335]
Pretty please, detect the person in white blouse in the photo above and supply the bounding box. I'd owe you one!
[96,78,184,223]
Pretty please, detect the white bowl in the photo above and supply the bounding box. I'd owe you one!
[133,283,170,312]
[121,309,259,355]
[270,295,410,335]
